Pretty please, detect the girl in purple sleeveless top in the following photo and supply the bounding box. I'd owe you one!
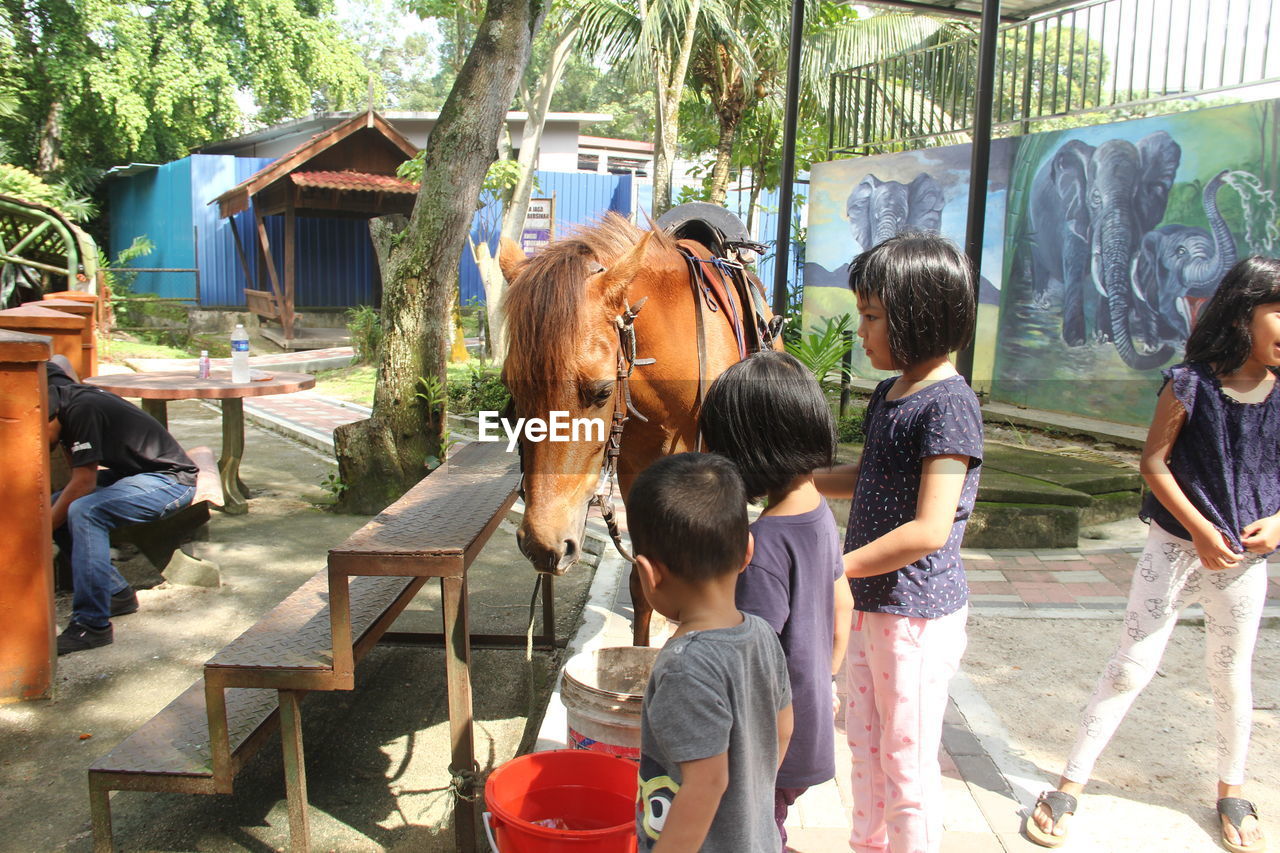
[699,350,856,847]
[1029,257,1280,853]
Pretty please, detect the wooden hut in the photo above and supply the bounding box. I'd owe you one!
[211,111,418,346]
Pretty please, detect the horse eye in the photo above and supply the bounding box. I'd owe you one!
[585,381,613,407]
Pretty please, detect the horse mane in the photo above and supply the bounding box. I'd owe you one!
[504,212,675,397]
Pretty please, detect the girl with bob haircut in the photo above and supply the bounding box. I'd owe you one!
[699,350,855,845]
[817,230,983,853]
[1029,256,1280,853]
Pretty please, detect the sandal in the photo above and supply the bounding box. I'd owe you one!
[1218,797,1266,853]
[1026,790,1077,848]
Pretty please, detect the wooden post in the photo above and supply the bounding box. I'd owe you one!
[255,211,286,326]
[442,575,476,853]
[0,330,56,701]
[283,193,297,342]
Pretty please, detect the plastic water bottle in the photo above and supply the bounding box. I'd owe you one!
[230,324,250,383]
[197,350,211,380]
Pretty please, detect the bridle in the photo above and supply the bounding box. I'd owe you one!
[588,296,653,562]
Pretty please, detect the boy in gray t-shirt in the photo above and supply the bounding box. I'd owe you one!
[629,453,793,852]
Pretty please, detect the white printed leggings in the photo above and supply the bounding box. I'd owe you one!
[1063,524,1269,786]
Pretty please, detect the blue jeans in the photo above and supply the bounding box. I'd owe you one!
[53,472,195,629]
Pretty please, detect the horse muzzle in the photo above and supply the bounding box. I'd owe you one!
[515,526,582,576]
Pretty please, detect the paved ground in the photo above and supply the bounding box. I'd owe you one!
[29,352,1277,852]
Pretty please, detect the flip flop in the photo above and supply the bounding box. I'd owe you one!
[1026,790,1077,848]
[1219,797,1266,853]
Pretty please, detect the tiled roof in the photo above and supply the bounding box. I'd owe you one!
[290,170,419,194]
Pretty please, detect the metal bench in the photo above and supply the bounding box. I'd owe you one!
[88,440,553,853]
[109,445,224,587]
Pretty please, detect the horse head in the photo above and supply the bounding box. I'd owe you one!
[500,218,657,575]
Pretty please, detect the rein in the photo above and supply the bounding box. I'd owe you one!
[589,297,653,562]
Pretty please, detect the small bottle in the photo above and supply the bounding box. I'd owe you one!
[230,324,250,383]
[197,350,211,380]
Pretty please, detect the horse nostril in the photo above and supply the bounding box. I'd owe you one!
[556,538,580,574]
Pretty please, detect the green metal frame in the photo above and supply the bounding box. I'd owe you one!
[0,194,98,304]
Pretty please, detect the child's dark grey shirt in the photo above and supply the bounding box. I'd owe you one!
[636,613,791,852]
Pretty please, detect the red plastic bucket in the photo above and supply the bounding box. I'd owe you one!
[483,749,638,853]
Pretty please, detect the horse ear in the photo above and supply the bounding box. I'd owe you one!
[599,230,654,306]
[498,237,529,283]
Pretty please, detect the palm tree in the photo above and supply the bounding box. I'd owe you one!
[578,0,752,215]
[690,2,960,204]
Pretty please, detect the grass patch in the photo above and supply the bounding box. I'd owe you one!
[312,359,504,410]
[100,336,198,363]
[314,364,377,406]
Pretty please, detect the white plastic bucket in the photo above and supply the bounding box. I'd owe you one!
[561,646,659,762]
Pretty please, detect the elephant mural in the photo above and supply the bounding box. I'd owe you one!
[1027,130,1182,369]
[846,173,945,250]
[1133,170,1238,343]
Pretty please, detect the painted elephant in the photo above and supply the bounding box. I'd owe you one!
[846,173,945,251]
[1028,131,1181,369]
[1133,170,1237,342]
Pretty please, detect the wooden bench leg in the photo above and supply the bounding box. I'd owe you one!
[278,689,310,853]
[89,778,113,853]
[442,576,476,853]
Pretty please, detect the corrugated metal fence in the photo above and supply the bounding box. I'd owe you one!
[459,170,635,305]
[110,157,635,309]
[108,157,805,311]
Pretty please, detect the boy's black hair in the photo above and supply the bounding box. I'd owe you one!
[627,452,749,583]
[698,350,835,501]
[1185,255,1280,375]
[847,230,976,368]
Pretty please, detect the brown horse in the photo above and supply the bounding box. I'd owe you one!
[499,212,777,645]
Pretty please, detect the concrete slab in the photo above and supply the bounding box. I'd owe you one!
[983,441,1141,495]
[260,326,351,351]
[977,467,1094,507]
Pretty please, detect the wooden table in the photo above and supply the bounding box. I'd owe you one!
[82,371,315,515]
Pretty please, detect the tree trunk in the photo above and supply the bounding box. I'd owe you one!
[482,20,580,359]
[650,0,703,216]
[708,111,740,205]
[36,101,62,176]
[335,0,545,514]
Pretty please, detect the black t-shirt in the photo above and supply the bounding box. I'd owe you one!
[57,385,198,486]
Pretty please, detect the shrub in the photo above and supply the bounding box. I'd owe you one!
[836,410,865,443]
[448,364,509,414]
[347,305,382,365]
[786,313,854,394]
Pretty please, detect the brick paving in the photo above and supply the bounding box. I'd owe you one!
[964,547,1280,612]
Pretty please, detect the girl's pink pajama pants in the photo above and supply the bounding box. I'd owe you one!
[845,605,968,853]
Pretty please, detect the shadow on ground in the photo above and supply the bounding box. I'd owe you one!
[0,399,598,852]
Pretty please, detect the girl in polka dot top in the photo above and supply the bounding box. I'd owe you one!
[815,231,984,853]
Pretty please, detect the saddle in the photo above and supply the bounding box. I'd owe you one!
[657,202,783,356]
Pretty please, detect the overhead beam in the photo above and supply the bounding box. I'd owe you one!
[858,0,1023,24]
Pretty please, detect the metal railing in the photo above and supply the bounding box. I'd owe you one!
[829,0,1280,156]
